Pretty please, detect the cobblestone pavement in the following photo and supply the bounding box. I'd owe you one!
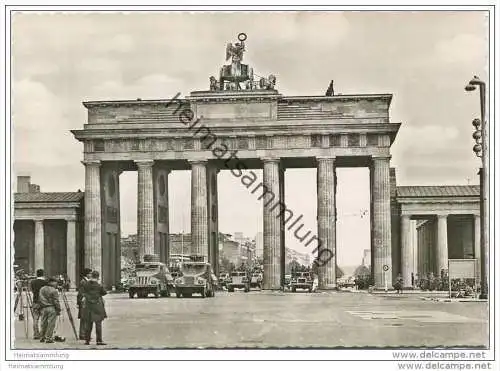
[13,290,488,349]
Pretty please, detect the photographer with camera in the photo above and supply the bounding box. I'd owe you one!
[29,269,47,340]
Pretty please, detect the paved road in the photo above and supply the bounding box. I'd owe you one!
[13,290,488,349]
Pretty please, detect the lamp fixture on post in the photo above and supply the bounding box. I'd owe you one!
[465,75,488,300]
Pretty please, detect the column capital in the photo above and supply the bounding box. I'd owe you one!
[436,214,449,219]
[65,216,77,222]
[33,217,44,223]
[372,155,392,161]
[316,156,336,162]
[81,160,101,167]
[188,159,207,166]
[261,157,280,163]
[401,214,412,220]
[135,160,154,168]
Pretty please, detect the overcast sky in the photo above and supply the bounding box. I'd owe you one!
[11,11,488,266]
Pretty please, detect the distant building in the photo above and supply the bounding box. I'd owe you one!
[234,232,244,245]
[121,234,138,261]
[13,176,84,289]
[219,233,241,266]
[169,233,192,256]
[285,247,311,267]
[255,231,263,258]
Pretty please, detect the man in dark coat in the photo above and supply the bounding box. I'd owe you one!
[30,269,47,339]
[82,271,107,345]
[77,268,92,340]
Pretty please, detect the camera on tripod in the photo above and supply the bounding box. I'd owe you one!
[55,274,71,292]
[14,268,35,293]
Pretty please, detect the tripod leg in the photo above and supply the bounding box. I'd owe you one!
[25,291,30,338]
[14,292,19,313]
[18,290,25,321]
[61,291,78,340]
[26,291,36,339]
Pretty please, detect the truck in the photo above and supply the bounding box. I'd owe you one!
[128,260,174,298]
[174,261,216,298]
[227,271,250,292]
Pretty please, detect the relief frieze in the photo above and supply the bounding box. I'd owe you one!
[91,133,384,153]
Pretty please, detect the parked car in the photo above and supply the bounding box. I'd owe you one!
[290,272,313,293]
[337,276,356,289]
[174,261,215,298]
[227,271,250,292]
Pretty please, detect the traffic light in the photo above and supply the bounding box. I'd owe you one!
[472,118,482,157]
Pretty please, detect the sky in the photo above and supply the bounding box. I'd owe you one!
[11,11,488,266]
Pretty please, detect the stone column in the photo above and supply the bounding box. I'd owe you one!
[34,219,44,271]
[83,160,102,270]
[279,166,286,288]
[154,167,170,264]
[190,161,208,259]
[436,214,449,275]
[137,160,155,258]
[372,156,392,289]
[317,157,337,289]
[400,214,413,288]
[262,158,281,290]
[412,220,418,280]
[66,217,77,289]
[474,214,481,278]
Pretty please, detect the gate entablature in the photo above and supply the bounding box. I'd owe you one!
[74,92,400,163]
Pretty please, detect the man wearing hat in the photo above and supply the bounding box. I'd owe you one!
[82,271,107,345]
[30,269,47,339]
[77,268,92,340]
[38,277,61,343]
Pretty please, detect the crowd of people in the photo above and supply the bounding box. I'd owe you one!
[29,268,108,345]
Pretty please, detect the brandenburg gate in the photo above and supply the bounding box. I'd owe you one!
[72,34,401,290]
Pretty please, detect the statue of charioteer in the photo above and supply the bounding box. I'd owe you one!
[209,33,276,91]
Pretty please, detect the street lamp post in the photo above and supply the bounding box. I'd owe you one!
[465,75,488,300]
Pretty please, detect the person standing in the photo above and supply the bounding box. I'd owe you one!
[30,269,47,340]
[77,268,92,340]
[38,277,61,343]
[395,273,404,294]
[83,271,107,346]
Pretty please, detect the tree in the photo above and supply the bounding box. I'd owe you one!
[353,265,370,277]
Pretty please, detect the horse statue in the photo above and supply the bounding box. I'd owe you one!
[209,76,218,91]
[259,74,277,90]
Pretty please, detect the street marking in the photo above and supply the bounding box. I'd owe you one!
[346,310,483,323]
